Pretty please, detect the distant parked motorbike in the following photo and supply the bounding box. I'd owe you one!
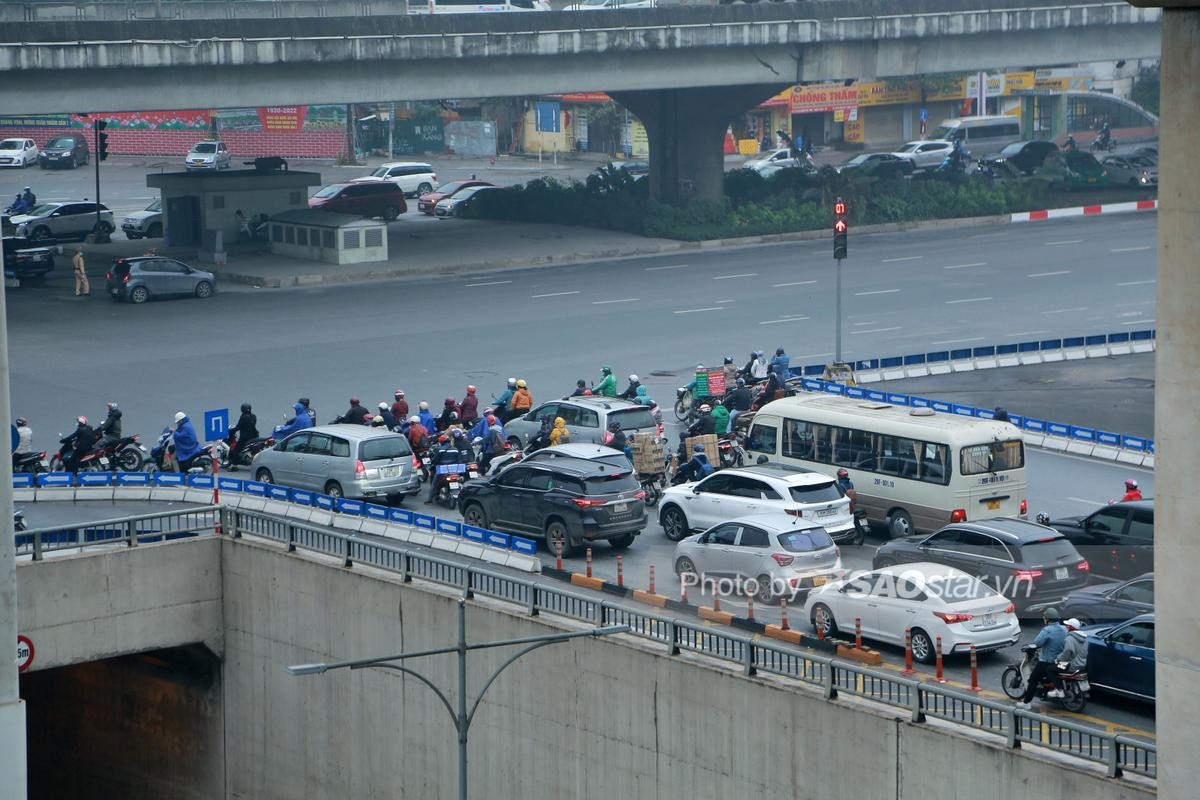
[1000,644,1089,712]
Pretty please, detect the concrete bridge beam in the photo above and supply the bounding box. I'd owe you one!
[612,84,787,204]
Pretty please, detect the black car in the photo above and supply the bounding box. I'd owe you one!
[38,133,89,170]
[1041,499,1152,581]
[2,236,55,281]
[873,518,1089,615]
[983,140,1059,176]
[837,152,914,179]
[1062,572,1153,625]
[457,456,646,555]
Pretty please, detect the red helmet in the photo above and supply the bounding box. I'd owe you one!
[486,414,497,424]
[837,468,849,478]
[466,385,476,394]
[1125,479,1138,490]
[438,434,449,443]
[394,389,405,397]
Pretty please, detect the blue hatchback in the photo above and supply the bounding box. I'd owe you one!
[1083,613,1155,703]
[1063,572,1153,625]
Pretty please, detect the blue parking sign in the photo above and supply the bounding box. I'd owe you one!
[203,408,229,442]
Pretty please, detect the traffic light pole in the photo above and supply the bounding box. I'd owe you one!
[835,256,843,364]
[92,119,109,244]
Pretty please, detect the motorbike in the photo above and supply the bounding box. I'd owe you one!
[413,447,433,482]
[432,461,468,508]
[1090,135,1117,153]
[223,434,272,470]
[637,471,666,507]
[51,437,113,473]
[149,428,215,474]
[1000,644,1089,712]
[12,450,48,474]
[717,432,746,469]
[14,508,26,532]
[674,387,694,423]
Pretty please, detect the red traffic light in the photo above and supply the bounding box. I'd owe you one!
[834,219,848,233]
[833,200,847,216]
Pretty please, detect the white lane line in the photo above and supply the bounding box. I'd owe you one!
[1044,239,1083,246]
[943,262,987,270]
[645,264,688,271]
[932,336,986,345]
[465,280,512,287]
[715,299,735,304]
[945,296,992,304]
[1005,330,1049,337]
[712,273,758,280]
[1027,270,1071,278]
[882,255,924,263]
[1041,307,1088,315]
[854,289,900,296]
[759,316,811,325]
[1111,245,1153,253]
[1122,318,1156,326]
[531,291,580,298]
[592,298,639,305]
[1068,496,1104,506]
[673,307,724,314]
[851,326,903,335]
[853,321,880,327]
[1116,279,1156,287]
[773,280,817,287]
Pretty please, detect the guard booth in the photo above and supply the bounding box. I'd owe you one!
[267,209,388,265]
[147,169,321,251]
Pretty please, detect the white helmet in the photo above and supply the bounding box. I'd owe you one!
[629,374,639,382]
[379,402,389,410]
[507,377,517,387]
[419,401,429,410]
[409,415,420,424]
[173,411,186,424]
[1064,618,1082,631]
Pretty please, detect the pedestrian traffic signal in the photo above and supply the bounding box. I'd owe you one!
[96,119,109,161]
[833,196,848,260]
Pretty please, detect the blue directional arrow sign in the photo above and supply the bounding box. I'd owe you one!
[203,408,229,442]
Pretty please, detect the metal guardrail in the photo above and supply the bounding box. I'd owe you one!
[20,504,1152,780]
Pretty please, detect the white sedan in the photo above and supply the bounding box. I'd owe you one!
[0,138,38,168]
[803,562,1020,663]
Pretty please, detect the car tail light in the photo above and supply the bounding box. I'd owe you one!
[132,435,140,441]
[1012,569,1043,581]
[123,274,130,283]
[933,611,974,624]
[950,508,967,522]
[105,271,111,279]
[785,508,803,517]
[771,553,794,567]
[355,459,365,477]
[633,490,646,500]
[412,454,421,469]
[1003,603,1016,614]
[572,498,606,508]
[1019,499,1027,515]
[1077,560,1090,572]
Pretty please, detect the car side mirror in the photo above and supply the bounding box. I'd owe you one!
[837,584,849,593]
[691,486,701,494]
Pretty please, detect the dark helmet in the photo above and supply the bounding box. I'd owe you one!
[775,347,785,356]
[723,355,734,364]
[609,421,621,431]
[693,444,706,453]
[736,378,745,388]
[452,428,465,439]
[350,396,361,405]
[298,397,311,408]
[445,396,457,406]
[601,365,612,375]
[1043,607,1061,621]
[240,403,252,413]
[576,379,586,388]
[756,455,769,465]
[15,417,27,427]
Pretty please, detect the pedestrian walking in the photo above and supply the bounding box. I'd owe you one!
[72,246,90,296]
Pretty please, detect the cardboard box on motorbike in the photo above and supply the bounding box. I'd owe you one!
[684,433,719,466]
[630,434,665,475]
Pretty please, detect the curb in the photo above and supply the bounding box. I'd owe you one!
[1010,199,1157,222]
[837,643,884,666]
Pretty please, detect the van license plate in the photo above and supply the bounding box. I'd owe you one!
[812,576,826,587]
[612,502,627,513]
[380,466,398,478]
[987,500,1001,510]
[1054,567,1068,580]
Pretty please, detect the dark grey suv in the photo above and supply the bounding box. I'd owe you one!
[457,456,646,555]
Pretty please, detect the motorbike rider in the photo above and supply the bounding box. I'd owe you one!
[1097,121,1112,149]
[406,415,431,453]
[459,386,479,427]
[60,416,97,472]
[510,380,533,421]
[493,378,517,419]
[275,402,312,439]
[436,397,459,432]
[769,346,791,377]
[759,365,786,407]
[724,377,753,430]
[13,416,33,460]
[993,406,1010,422]
[549,416,571,446]
[335,396,370,425]
[425,434,465,505]
[604,421,628,455]
[1052,618,1089,695]
[479,415,506,473]
[688,404,716,437]
[1017,608,1068,709]
[619,374,642,400]
[298,397,316,426]
[566,379,587,399]
[722,357,738,390]
[417,401,436,433]
[451,427,472,461]
[837,468,868,544]
[227,403,259,466]
[596,366,617,398]
[96,401,122,447]
[376,402,398,431]
[21,187,35,209]
[528,415,554,452]
[1120,479,1143,502]
[171,412,204,473]
[712,403,731,436]
[676,443,714,483]
[391,389,409,422]
[1063,134,1077,152]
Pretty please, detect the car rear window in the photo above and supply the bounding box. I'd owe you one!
[923,574,999,601]
[582,472,638,495]
[777,529,834,552]
[608,408,656,430]
[111,261,131,277]
[312,185,342,199]
[1016,537,1079,563]
[788,481,842,503]
[359,436,412,461]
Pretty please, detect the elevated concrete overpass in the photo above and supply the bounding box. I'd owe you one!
[0,0,1161,201]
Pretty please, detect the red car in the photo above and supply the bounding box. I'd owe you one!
[308,181,406,220]
[417,180,494,215]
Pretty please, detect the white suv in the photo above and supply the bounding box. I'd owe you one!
[353,162,439,198]
[659,462,855,543]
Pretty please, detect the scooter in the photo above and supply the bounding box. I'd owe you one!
[1000,644,1089,712]
[432,462,468,508]
[50,438,111,472]
[149,428,215,474]
[674,387,694,423]
[12,450,47,474]
[223,433,272,470]
[717,433,746,469]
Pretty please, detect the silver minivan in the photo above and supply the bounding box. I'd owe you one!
[930,115,1022,157]
[503,397,658,447]
[251,424,420,502]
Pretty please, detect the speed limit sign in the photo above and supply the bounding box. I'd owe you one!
[16,635,33,672]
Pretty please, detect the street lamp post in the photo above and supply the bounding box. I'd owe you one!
[287,599,628,800]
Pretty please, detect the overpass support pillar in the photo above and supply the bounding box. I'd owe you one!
[611,85,787,204]
[1150,5,1200,798]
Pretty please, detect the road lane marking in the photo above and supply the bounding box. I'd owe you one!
[759,316,811,325]
[1111,245,1153,253]
[1027,270,1071,278]
[773,280,817,287]
[712,273,758,280]
[1044,239,1083,246]
[851,326,903,335]
[1068,496,1104,506]
[592,298,639,305]
[882,255,923,263]
[854,289,900,296]
[464,280,512,287]
[715,299,734,303]
[531,291,580,298]
[1116,279,1156,287]
[931,336,986,345]
[645,264,688,271]
[1041,307,1088,315]
[1122,318,1155,325]
[945,296,992,304]
[673,307,723,314]
[853,321,880,326]
[943,262,987,270]
[1005,330,1049,337]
